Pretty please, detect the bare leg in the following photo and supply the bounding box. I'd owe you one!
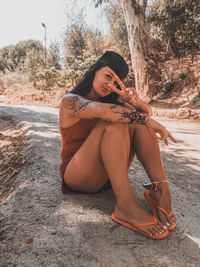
[65,121,165,236]
[129,124,176,227]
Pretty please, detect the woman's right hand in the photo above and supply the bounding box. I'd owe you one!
[145,118,177,145]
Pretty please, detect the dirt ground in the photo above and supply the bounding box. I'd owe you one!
[0,102,199,267]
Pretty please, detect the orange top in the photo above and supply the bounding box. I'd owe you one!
[59,119,98,180]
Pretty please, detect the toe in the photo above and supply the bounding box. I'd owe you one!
[144,228,154,237]
[151,225,164,236]
[167,213,176,227]
[157,209,167,225]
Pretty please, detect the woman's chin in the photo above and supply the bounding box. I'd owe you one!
[101,90,110,97]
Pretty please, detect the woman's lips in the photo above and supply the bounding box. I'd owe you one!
[102,86,110,93]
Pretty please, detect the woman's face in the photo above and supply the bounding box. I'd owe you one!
[91,66,118,98]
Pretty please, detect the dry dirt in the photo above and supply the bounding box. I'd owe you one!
[0,102,199,267]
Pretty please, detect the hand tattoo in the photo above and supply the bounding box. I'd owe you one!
[115,110,147,124]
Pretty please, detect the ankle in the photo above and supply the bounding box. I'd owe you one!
[149,182,170,200]
[151,180,169,192]
[115,197,137,212]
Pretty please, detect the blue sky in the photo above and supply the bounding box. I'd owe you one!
[0,0,109,49]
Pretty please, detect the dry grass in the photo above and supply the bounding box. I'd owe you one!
[0,71,68,108]
[0,115,28,202]
[0,71,29,88]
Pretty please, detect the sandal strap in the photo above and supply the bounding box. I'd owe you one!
[155,205,174,219]
[148,193,174,218]
[152,180,168,191]
[167,210,173,218]
[132,215,157,228]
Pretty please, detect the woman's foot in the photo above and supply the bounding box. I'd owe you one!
[148,182,176,230]
[114,201,168,238]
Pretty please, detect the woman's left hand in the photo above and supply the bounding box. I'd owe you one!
[146,118,177,145]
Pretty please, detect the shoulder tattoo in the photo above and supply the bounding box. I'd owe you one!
[68,95,90,115]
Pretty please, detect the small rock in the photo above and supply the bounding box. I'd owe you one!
[176,108,191,119]
[193,114,200,120]
[25,238,33,244]
[50,231,57,235]
[191,110,197,116]
[167,111,176,118]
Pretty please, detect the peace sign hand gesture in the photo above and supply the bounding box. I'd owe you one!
[107,73,152,116]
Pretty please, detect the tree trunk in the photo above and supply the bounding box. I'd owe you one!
[120,0,152,102]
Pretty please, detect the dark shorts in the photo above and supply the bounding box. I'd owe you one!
[61,178,112,195]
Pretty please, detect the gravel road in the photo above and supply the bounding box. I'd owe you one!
[0,104,199,267]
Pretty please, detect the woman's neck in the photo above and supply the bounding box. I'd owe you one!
[85,88,100,101]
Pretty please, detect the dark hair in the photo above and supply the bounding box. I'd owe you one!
[70,62,120,104]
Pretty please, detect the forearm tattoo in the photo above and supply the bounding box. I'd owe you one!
[68,95,90,115]
[121,110,146,124]
[109,104,146,124]
[67,96,146,124]
[114,110,147,124]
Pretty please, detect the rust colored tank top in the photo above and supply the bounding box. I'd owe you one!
[59,118,98,181]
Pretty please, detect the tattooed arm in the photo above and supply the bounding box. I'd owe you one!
[60,93,149,125]
[60,93,177,144]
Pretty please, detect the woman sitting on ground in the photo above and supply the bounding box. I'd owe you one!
[59,51,177,240]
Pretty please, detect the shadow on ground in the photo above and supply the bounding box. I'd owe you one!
[0,104,199,267]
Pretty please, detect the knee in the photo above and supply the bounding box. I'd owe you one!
[105,122,128,131]
[129,124,146,135]
[95,121,129,136]
[105,122,129,134]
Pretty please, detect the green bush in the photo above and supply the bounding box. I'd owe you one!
[149,0,200,56]
[64,11,103,86]
[37,67,66,88]
[0,40,44,73]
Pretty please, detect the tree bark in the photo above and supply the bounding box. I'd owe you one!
[120,0,152,102]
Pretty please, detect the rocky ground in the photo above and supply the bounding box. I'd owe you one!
[0,103,199,267]
[151,100,200,121]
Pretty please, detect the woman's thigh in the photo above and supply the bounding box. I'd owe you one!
[64,121,131,193]
[64,121,109,192]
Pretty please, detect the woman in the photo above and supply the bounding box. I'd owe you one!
[59,51,177,240]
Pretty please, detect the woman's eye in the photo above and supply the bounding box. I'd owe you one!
[106,74,112,80]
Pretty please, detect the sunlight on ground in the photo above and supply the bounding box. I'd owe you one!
[186,234,200,248]
[53,204,106,224]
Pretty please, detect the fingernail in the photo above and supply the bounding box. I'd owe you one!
[163,225,168,230]
[156,233,158,236]
[150,233,152,236]
[166,222,170,227]
[159,231,162,235]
